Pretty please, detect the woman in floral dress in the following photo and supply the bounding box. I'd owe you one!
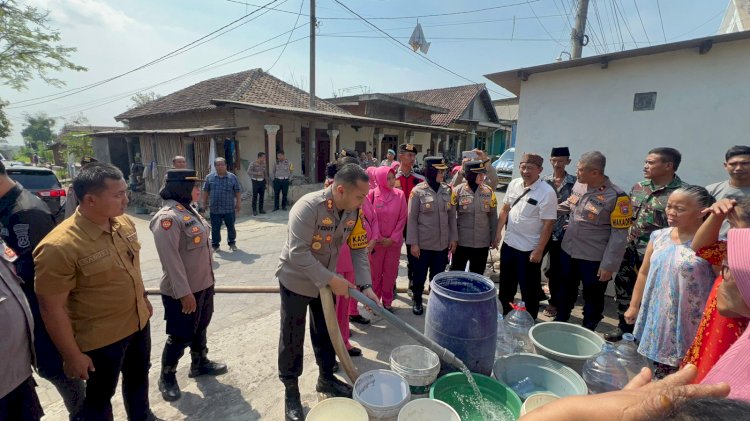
[624,186,716,378]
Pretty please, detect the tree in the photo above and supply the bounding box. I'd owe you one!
[129,91,161,109]
[58,127,93,163]
[0,100,9,140]
[21,112,55,152]
[0,0,86,139]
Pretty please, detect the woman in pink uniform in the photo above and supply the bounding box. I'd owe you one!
[368,166,407,311]
[332,158,380,356]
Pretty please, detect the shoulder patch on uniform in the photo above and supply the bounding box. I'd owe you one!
[611,194,634,229]
[490,191,497,208]
[450,189,457,206]
[161,219,173,230]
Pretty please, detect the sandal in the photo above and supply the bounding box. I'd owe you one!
[542,306,558,318]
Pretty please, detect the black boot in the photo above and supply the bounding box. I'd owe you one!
[284,384,304,421]
[189,349,228,378]
[158,366,181,402]
[316,375,353,397]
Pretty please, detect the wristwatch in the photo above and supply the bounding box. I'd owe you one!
[358,284,372,292]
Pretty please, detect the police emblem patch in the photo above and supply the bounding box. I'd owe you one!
[175,204,185,211]
[322,217,333,226]
[312,242,322,250]
[193,236,201,244]
[312,233,323,242]
[325,234,332,243]
[161,219,173,230]
[326,199,333,210]
[191,226,200,234]
[183,216,191,222]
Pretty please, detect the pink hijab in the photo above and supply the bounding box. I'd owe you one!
[701,228,750,400]
[366,166,378,190]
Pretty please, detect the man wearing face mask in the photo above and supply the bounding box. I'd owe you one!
[451,160,498,274]
[406,156,458,315]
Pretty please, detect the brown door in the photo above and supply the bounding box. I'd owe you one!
[316,129,330,183]
[380,135,398,159]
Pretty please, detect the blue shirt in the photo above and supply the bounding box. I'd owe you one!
[203,172,240,214]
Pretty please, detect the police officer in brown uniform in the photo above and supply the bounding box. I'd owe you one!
[150,170,227,402]
[407,156,458,315]
[276,164,379,421]
[450,160,498,274]
[272,150,293,211]
[554,151,632,330]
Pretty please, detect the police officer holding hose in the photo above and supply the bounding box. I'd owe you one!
[276,164,379,421]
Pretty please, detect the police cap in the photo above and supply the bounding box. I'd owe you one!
[424,156,448,170]
[165,169,203,182]
[463,159,487,174]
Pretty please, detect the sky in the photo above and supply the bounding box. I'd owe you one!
[2,0,730,145]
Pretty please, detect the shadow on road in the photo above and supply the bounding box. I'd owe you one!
[170,375,261,421]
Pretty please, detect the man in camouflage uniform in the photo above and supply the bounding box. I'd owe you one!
[605,147,689,341]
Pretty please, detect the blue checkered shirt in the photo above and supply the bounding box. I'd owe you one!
[203,172,241,214]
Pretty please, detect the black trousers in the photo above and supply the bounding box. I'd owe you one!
[554,250,609,330]
[0,376,43,421]
[278,283,336,386]
[251,180,266,212]
[210,212,236,247]
[499,243,542,319]
[273,178,290,210]
[21,283,85,417]
[543,239,564,309]
[411,248,449,304]
[614,244,643,332]
[76,324,152,421]
[450,245,489,275]
[161,286,215,368]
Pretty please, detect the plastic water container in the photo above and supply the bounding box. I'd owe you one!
[529,322,606,374]
[582,343,630,394]
[520,393,560,415]
[307,398,368,421]
[425,271,498,375]
[504,301,536,353]
[495,314,514,358]
[390,345,441,395]
[353,369,411,419]
[614,333,652,381]
[493,353,588,398]
[397,398,461,421]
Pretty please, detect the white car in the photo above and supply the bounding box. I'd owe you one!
[492,147,515,186]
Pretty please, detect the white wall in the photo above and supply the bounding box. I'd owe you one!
[514,39,750,190]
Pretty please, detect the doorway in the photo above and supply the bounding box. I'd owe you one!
[316,129,330,183]
[380,135,398,159]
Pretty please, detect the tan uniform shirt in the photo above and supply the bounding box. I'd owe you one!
[0,247,34,398]
[273,159,293,179]
[150,200,214,299]
[406,182,458,251]
[34,211,150,352]
[247,160,268,181]
[559,178,632,272]
[276,187,371,298]
[454,182,498,248]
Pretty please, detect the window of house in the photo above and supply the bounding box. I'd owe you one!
[633,92,657,111]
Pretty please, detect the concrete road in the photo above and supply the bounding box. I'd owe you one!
[37,196,618,420]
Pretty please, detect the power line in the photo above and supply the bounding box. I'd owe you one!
[632,0,651,46]
[319,34,567,42]
[610,0,625,50]
[527,2,567,47]
[655,0,668,42]
[227,0,541,20]
[612,0,638,47]
[51,35,311,119]
[266,0,305,72]
[9,0,285,109]
[329,0,511,97]
[591,0,609,53]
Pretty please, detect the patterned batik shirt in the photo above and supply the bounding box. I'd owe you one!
[542,172,577,241]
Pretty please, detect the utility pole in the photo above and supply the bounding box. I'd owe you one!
[570,0,590,59]
[309,0,316,109]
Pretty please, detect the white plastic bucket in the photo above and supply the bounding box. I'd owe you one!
[492,353,587,398]
[353,369,411,419]
[398,398,461,421]
[390,345,441,395]
[520,393,560,415]
[529,322,605,374]
[307,397,368,421]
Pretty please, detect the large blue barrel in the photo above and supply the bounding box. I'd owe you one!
[425,271,498,375]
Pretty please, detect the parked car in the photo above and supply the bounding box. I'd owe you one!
[492,147,515,186]
[6,166,66,223]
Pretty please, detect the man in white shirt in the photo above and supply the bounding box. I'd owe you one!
[706,145,750,236]
[495,153,557,319]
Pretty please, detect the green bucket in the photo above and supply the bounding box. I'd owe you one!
[430,372,522,421]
